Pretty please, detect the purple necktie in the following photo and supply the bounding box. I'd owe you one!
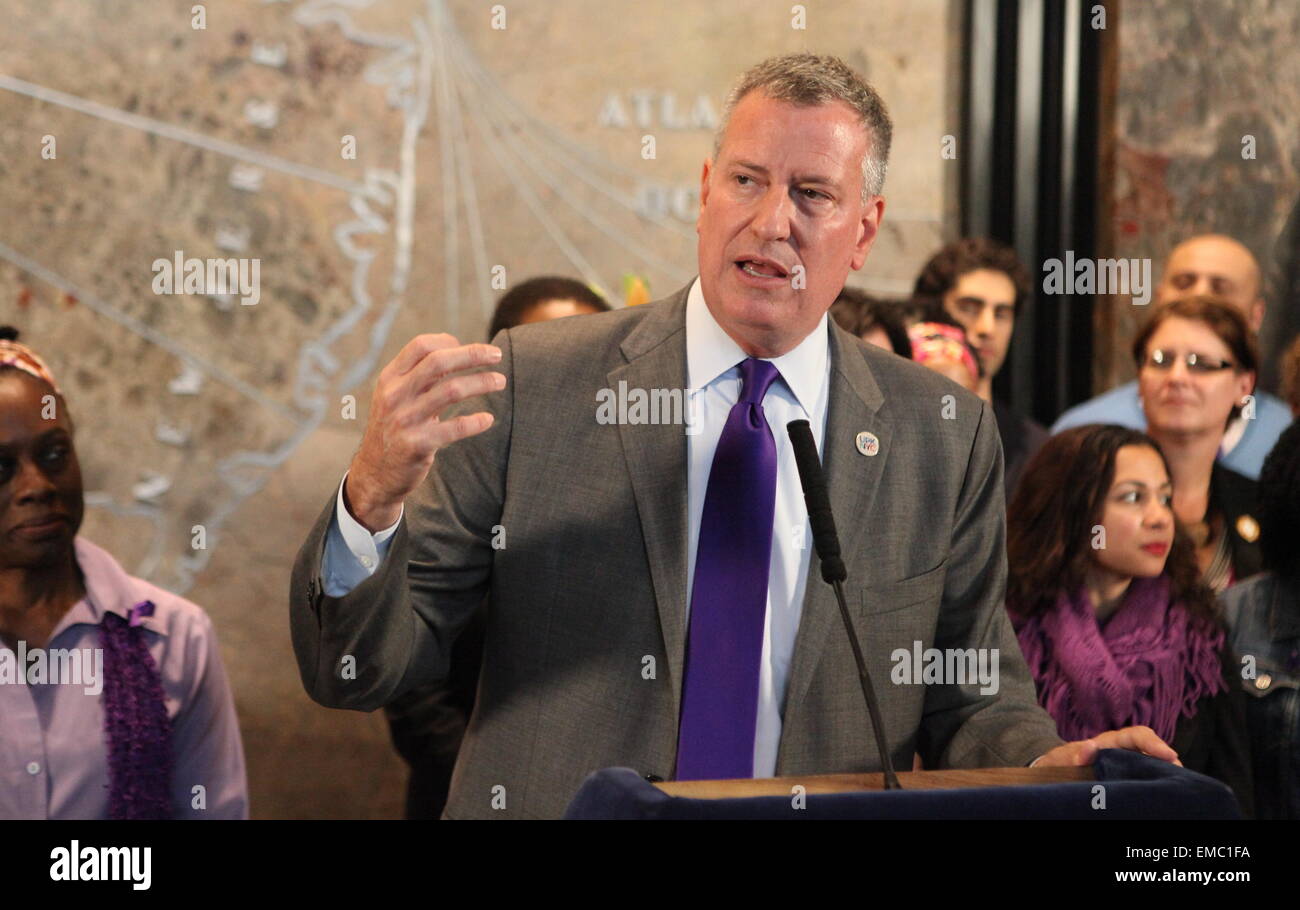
[676,357,781,780]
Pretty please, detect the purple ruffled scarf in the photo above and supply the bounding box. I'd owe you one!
[99,600,174,819]
[1013,575,1225,743]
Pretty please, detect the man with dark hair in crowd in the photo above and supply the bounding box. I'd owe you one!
[912,237,1046,500]
[828,285,911,358]
[383,276,609,819]
[485,276,610,341]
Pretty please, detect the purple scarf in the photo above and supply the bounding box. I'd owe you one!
[99,600,174,819]
[1013,575,1225,743]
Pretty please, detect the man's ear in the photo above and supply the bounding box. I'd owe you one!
[1239,369,1257,403]
[1249,298,1265,334]
[849,196,886,271]
[697,158,713,229]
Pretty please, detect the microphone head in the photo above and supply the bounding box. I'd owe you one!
[785,420,848,584]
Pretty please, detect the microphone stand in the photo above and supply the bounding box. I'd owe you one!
[787,419,901,790]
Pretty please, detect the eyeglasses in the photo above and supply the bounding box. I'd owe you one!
[1141,349,1236,373]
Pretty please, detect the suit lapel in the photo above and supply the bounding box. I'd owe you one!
[777,323,890,769]
[609,285,692,714]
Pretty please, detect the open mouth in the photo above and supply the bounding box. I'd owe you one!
[735,259,788,280]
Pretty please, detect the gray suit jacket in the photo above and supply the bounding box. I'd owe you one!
[290,282,1064,818]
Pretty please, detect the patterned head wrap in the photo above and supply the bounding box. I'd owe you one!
[908,322,980,387]
[0,331,62,396]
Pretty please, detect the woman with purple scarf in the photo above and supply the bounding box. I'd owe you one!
[0,327,247,819]
[1007,424,1253,815]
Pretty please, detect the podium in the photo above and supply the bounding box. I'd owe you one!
[563,749,1242,819]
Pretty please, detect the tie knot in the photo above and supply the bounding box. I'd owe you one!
[738,357,780,405]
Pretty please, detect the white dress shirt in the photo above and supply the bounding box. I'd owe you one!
[321,277,830,777]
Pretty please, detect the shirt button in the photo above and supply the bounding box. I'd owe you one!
[26,761,40,775]
[360,556,374,569]
[1255,673,1272,690]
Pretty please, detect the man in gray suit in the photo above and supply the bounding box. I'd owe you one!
[290,53,1175,819]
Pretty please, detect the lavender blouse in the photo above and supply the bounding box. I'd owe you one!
[0,537,247,819]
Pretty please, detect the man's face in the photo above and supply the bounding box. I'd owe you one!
[1155,236,1264,331]
[697,91,883,358]
[0,374,84,571]
[941,269,1016,380]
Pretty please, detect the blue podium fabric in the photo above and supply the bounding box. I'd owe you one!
[563,750,1241,819]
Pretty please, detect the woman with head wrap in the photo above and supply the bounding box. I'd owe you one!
[907,319,982,393]
[0,327,247,818]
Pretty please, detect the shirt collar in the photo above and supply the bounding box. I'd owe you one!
[69,537,167,636]
[685,277,829,413]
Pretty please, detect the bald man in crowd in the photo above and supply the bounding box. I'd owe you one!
[1052,233,1292,479]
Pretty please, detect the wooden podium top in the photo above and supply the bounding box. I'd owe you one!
[655,765,1095,799]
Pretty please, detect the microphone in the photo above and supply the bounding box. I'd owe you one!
[787,419,901,790]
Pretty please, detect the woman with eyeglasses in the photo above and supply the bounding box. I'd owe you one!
[1134,296,1263,592]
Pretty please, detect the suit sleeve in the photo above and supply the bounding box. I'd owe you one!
[289,330,515,711]
[917,399,1065,768]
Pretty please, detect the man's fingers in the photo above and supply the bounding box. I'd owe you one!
[1100,726,1180,764]
[1034,740,1092,768]
[1072,739,1099,766]
[428,411,495,449]
[1002,726,1182,772]
[407,370,507,424]
[1076,726,1179,766]
[390,333,463,376]
[402,342,503,397]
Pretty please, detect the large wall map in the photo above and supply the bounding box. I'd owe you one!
[0,0,959,817]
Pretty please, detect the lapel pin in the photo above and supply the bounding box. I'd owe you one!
[855,431,879,457]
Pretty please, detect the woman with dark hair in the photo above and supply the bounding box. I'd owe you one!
[1133,296,1263,591]
[0,327,246,818]
[1007,423,1253,814]
[1221,418,1300,818]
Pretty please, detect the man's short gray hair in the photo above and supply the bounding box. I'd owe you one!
[711,52,893,203]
